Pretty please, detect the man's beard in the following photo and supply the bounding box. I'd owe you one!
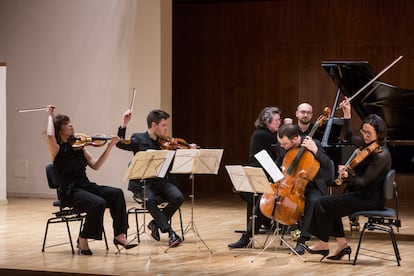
[299,118,310,125]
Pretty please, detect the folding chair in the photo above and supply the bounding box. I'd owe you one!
[127,193,184,242]
[41,164,108,254]
[350,169,402,266]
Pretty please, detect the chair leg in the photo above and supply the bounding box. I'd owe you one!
[42,218,52,252]
[388,227,401,265]
[135,209,141,243]
[352,223,368,265]
[102,226,109,250]
[64,218,75,255]
[178,208,184,241]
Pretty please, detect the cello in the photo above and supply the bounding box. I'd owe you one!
[259,107,330,225]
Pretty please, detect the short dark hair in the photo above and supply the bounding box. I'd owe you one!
[146,109,170,128]
[277,124,299,140]
[361,114,387,146]
[53,114,71,144]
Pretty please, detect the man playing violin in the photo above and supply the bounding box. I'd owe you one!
[301,98,392,262]
[116,109,196,247]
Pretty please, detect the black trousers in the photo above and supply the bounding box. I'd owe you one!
[310,192,383,242]
[135,181,184,233]
[299,186,325,239]
[70,184,128,240]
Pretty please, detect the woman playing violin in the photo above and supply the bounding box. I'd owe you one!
[116,108,197,247]
[46,105,137,255]
[302,98,392,261]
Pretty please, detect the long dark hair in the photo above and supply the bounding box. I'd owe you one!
[361,114,387,146]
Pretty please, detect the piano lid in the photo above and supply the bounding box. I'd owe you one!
[322,61,414,141]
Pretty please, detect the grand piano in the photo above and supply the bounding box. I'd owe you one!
[321,60,414,173]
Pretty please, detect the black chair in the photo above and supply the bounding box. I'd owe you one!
[127,193,184,242]
[42,164,108,254]
[349,169,402,266]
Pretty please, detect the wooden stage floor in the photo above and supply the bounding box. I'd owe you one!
[0,194,413,275]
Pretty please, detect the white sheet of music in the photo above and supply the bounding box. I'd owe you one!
[225,165,273,194]
[254,149,284,183]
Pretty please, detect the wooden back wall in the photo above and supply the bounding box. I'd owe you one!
[172,0,414,199]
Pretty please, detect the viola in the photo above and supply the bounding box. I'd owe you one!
[158,135,190,150]
[259,107,330,226]
[71,133,130,149]
[334,142,381,185]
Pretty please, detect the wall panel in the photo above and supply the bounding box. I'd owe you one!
[173,0,414,198]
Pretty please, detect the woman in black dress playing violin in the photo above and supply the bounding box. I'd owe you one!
[46,105,137,255]
[301,97,392,261]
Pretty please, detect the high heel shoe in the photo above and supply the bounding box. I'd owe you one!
[327,246,352,260]
[76,238,93,256]
[301,243,329,262]
[113,238,138,253]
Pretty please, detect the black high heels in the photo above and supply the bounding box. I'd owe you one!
[327,246,352,260]
[76,238,93,256]
[113,238,138,253]
[301,243,329,262]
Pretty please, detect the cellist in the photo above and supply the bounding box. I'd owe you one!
[228,123,333,251]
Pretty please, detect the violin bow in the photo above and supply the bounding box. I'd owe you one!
[17,107,48,113]
[129,88,136,113]
[336,55,403,110]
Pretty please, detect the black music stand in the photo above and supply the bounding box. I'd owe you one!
[225,165,274,251]
[170,148,223,254]
[124,150,175,248]
[251,150,305,263]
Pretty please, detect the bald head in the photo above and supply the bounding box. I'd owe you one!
[295,102,313,129]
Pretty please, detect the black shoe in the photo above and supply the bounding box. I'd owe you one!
[148,220,160,241]
[113,238,138,253]
[294,242,305,255]
[301,244,329,262]
[294,236,309,255]
[168,231,182,247]
[327,246,352,261]
[77,238,93,256]
[228,234,251,249]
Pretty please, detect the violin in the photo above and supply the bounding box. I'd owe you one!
[259,107,330,225]
[71,133,130,149]
[158,135,190,150]
[334,142,381,185]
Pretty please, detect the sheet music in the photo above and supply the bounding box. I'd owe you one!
[225,165,273,194]
[225,165,251,192]
[194,149,223,174]
[171,149,223,175]
[157,150,176,178]
[254,149,284,183]
[170,149,198,174]
[123,150,175,180]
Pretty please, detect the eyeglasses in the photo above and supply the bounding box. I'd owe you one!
[360,129,374,137]
[298,110,312,115]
